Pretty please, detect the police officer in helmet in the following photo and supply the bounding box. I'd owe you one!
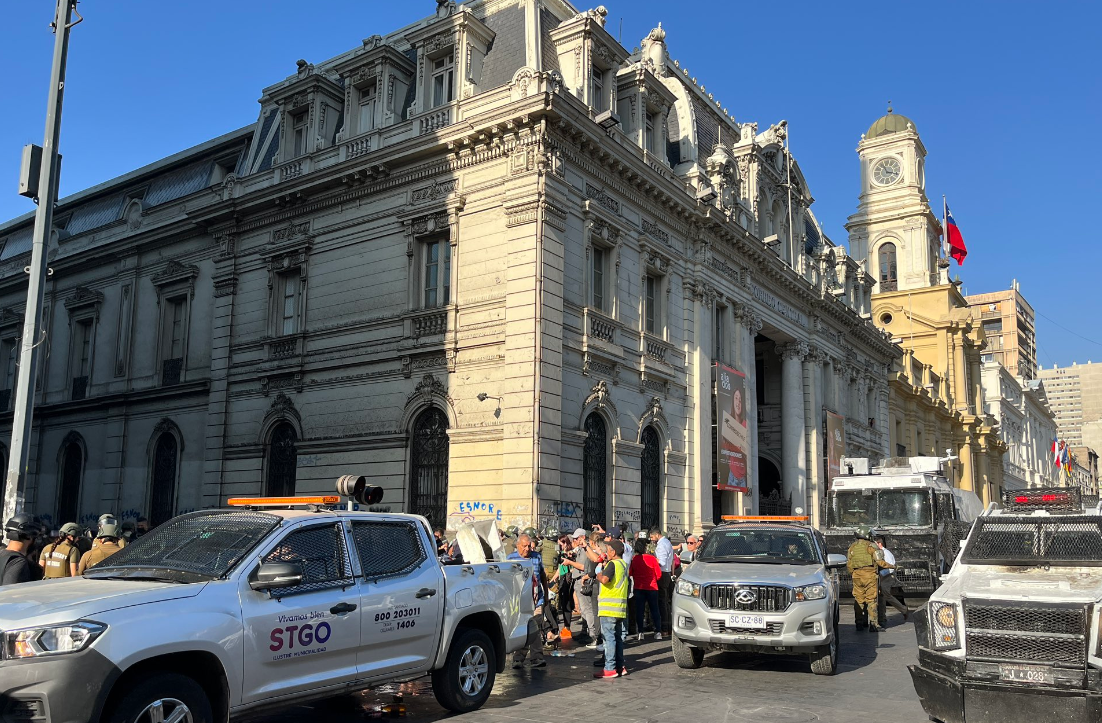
[0,514,44,585]
[846,525,891,632]
[78,523,124,574]
[39,522,82,578]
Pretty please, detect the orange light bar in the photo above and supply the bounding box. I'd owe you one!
[227,496,341,507]
[721,515,810,522]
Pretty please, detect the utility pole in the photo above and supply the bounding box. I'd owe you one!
[3,0,81,525]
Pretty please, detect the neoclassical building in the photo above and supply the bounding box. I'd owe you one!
[0,0,896,534]
[980,363,1058,490]
[848,108,1006,503]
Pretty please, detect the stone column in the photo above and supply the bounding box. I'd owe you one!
[778,342,809,508]
[686,280,714,529]
[822,356,836,412]
[804,348,825,522]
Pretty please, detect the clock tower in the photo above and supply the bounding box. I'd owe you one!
[846,106,943,292]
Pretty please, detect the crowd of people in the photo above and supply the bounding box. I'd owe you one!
[0,512,148,585]
[434,521,700,679]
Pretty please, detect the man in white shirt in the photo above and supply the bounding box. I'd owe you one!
[650,528,674,638]
[875,534,908,622]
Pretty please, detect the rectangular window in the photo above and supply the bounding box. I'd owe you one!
[161,297,187,385]
[645,113,656,153]
[76,320,92,377]
[291,112,308,158]
[714,305,725,361]
[280,275,299,336]
[591,66,605,113]
[590,247,606,312]
[431,55,455,108]
[168,298,186,359]
[423,239,451,308]
[358,85,376,133]
[645,275,658,335]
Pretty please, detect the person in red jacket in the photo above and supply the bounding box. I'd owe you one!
[629,538,663,641]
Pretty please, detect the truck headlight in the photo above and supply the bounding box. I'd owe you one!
[929,603,960,651]
[676,580,700,597]
[2,621,106,660]
[795,584,827,601]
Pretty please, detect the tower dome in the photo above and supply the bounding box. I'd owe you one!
[865,105,917,139]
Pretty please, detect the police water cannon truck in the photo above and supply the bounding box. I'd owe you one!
[0,478,536,723]
[822,454,983,596]
[910,487,1102,723]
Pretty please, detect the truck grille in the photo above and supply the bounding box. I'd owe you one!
[702,584,792,612]
[964,600,1089,665]
[709,620,783,635]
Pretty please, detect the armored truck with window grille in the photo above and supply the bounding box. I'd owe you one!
[0,489,535,723]
[909,487,1102,723]
[822,456,983,595]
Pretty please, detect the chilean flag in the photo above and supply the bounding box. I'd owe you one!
[945,204,968,265]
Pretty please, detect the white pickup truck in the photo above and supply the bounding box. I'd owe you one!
[0,494,535,723]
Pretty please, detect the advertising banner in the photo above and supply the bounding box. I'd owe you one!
[826,411,846,486]
[716,363,750,493]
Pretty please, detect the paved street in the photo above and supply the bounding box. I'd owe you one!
[262,607,927,723]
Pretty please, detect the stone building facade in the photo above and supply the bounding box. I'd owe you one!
[980,363,1058,490]
[0,0,896,534]
[848,108,1006,504]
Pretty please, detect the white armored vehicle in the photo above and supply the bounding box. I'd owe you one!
[0,481,535,723]
[823,455,983,595]
[910,487,1102,723]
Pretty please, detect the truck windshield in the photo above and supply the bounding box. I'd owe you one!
[828,489,933,528]
[961,515,1102,566]
[698,529,820,565]
[84,510,281,582]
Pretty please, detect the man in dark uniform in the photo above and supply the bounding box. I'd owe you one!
[0,514,43,585]
[847,525,891,632]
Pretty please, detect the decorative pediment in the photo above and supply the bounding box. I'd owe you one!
[408,373,454,408]
[64,286,104,312]
[152,259,199,289]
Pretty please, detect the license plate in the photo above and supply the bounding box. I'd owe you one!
[727,614,766,630]
[999,664,1053,684]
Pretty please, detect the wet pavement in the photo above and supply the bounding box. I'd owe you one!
[259,606,927,722]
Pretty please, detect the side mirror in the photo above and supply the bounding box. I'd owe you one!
[250,562,304,592]
[826,554,847,569]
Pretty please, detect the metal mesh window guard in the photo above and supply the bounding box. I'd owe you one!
[352,521,426,579]
[964,600,1088,665]
[583,413,607,529]
[263,524,353,595]
[91,511,280,578]
[962,516,1102,565]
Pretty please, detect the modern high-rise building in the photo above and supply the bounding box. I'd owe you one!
[1039,361,1102,454]
[966,281,1038,381]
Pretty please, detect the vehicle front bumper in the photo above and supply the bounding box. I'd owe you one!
[0,648,120,723]
[910,652,1102,723]
[671,594,833,654]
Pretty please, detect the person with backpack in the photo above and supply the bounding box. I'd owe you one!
[39,522,83,578]
[0,514,43,585]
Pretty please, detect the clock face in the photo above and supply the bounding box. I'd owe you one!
[873,157,902,186]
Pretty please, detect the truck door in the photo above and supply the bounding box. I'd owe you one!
[240,521,362,704]
[350,520,444,680]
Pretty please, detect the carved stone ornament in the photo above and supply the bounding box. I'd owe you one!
[408,373,453,407]
[64,286,104,311]
[152,259,200,289]
[412,178,458,204]
[272,221,311,244]
[411,212,450,237]
[587,216,620,246]
[777,341,809,362]
[269,392,301,420]
[152,417,177,437]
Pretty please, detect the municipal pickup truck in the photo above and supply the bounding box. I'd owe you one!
[0,489,535,723]
[910,487,1102,723]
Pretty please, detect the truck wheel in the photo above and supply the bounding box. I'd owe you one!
[106,672,213,723]
[810,620,838,676]
[432,628,497,713]
[672,633,705,669]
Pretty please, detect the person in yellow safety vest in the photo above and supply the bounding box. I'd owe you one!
[594,538,629,679]
[39,523,82,578]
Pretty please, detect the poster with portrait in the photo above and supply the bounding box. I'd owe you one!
[716,363,750,493]
[826,411,846,487]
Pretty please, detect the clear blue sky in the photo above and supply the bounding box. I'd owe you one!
[2,1,1099,367]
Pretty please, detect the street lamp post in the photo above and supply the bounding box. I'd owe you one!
[3,0,81,525]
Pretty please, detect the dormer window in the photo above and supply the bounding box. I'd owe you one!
[358,84,377,133]
[431,54,455,108]
[591,65,606,113]
[291,112,308,158]
[645,112,657,153]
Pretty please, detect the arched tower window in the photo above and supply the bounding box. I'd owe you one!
[582,413,607,528]
[150,432,179,527]
[879,242,898,291]
[640,426,662,530]
[265,423,298,498]
[58,436,83,524]
[409,407,449,530]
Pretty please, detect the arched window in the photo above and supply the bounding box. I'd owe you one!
[640,426,662,530]
[878,243,898,291]
[582,413,607,528]
[265,422,298,498]
[58,436,83,524]
[410,407,449,530]
[150,432,178,527]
